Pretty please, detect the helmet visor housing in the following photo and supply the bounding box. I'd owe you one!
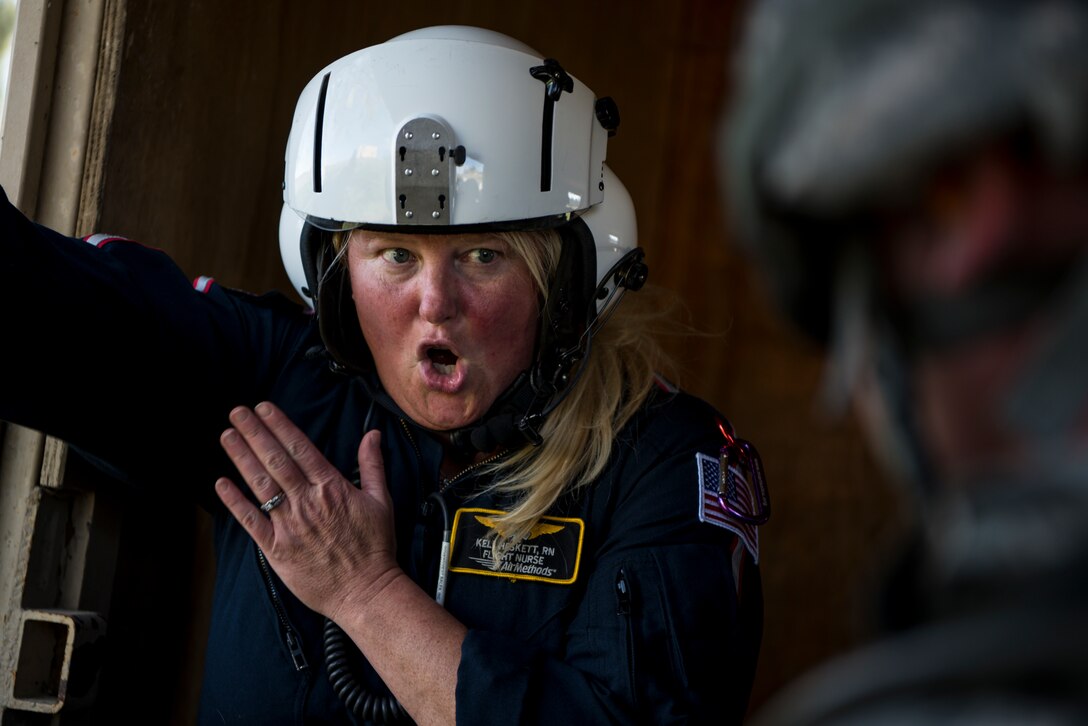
[284,26,608,231]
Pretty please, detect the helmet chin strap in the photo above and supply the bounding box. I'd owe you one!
[448,371,550,454]
[353,367,561,457]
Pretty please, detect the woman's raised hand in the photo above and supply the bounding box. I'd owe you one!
[214,401,399,623]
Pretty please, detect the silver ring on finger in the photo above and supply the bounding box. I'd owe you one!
[259,491,287,514]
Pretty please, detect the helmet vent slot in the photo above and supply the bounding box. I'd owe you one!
[530,58,575,193]
[312,72,332,193]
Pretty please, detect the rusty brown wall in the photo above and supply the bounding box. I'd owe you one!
[93,0,903,720]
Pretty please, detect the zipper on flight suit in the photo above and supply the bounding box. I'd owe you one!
[257,547,309,671]
[439,449,508,493]
[616,568,638,705]
[398,417,507,494]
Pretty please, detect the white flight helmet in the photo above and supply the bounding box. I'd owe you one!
[279,25,646,450]
[285,25,611,229]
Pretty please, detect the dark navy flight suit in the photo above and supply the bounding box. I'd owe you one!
[1,189,762,724]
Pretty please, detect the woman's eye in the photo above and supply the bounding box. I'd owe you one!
[383,248,411,264]
[470,249,498,264]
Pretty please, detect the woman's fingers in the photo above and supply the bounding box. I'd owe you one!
[224,402,344,499]
[214,476,275,549]
[356,430,387,501]
[255,403,344,485]
[227,404,306,496]
[220,425,289,506]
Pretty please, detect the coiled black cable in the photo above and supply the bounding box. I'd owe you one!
[324,407,448,724]
[323,617,409,724]
[325,395,409,724]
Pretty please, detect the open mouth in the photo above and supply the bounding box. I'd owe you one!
[427,347,459,375]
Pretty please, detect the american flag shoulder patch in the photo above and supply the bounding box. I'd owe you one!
[696,452,759,564]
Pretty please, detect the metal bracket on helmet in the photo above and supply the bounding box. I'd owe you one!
[394,117,466,225]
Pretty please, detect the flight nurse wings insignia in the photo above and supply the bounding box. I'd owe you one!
[449,508,585,584]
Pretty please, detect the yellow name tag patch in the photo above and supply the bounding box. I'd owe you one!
[449,507,585,584]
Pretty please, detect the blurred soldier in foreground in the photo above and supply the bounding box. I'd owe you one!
[724,0,1088,721]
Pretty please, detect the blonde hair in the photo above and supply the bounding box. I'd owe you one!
[483,228,674,559]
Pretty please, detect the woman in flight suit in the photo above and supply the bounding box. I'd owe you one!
[1,25,764,724]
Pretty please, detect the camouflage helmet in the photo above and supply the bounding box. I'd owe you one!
[723,0,1088,341]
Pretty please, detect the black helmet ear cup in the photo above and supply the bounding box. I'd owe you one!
[312,232,374,374]
[298,222,324,303]
[534,220,597,393]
